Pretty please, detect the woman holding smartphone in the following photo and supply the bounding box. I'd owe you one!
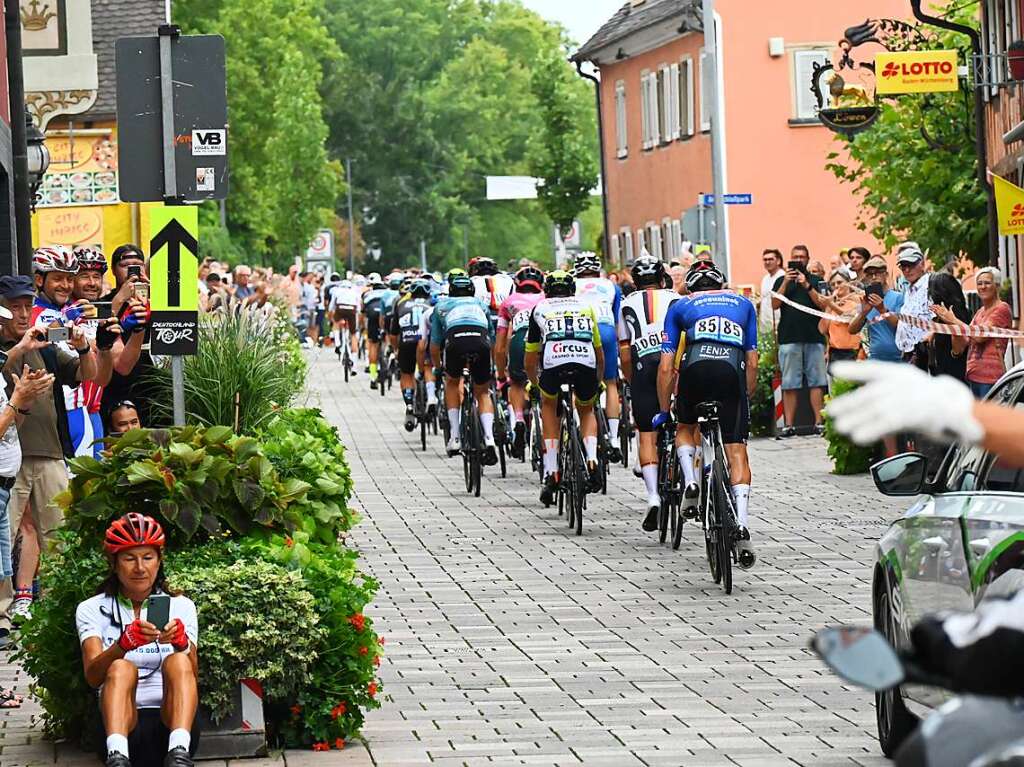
[76,514,199,767]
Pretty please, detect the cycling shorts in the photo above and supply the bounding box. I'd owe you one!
[397,341,419,376]
[444,327,492,385]
[629,356,661,433]
[333,308,357,328]
[675,342,748,444]
[539,363,600,406]
[599,323,618,380]
[365,311,382,343]
[508,332,528,384]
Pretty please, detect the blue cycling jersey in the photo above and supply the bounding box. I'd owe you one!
[379,289,400,316]
[430,296,491,346]
[662,290,758,354]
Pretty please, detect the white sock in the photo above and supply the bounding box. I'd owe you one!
[677,445,697,486]
[426,381,436,401]
[641,463,659,502]
[480,412,495,444]
[732,483,750,529]
[543,439,558,476]
[608,418,619,438]
[448,408,461,437]
[107,734,129,758]
[584,436,598,463]
[168,728,191,753]
[506,408,517,430]
[514,409,524,424]
[332,330,340,346]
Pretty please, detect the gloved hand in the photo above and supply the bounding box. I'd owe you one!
[95,318,121,351]
[651,411,670,430]
[164,618,190,652]
[118,619,152,652]
[827,361,983,445]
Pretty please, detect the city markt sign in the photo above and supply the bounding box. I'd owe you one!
[875,50,958,94]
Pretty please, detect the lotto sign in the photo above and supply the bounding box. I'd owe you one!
[993,175,1024,235]
[875,50,958,94]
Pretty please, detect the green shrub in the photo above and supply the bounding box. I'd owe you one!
[750,332,778,437]
[824,379,875,475]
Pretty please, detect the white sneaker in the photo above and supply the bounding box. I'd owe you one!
[11,597,32,622]
[446,436,461,456]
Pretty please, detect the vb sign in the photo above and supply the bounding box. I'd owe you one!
[191,129,226,156]
[875,50,958,94]
[149,205,199,355]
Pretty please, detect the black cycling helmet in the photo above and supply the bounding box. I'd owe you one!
[572,252,601,277]
[468,257,498,277]
[448,273,475,297]
[544,270,575,298]
[631,256,665,289]
[685,260,726,292]
[409,279,432,298]
[400,275,415,294]
[515,266,544,293]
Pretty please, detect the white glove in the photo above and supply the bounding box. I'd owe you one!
[826,361,983,446]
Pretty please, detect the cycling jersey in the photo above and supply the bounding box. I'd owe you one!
[575,276,621,327]
[617,288,681,361]
[76,590,198,709]
[499,292,544,383]
[327,281,361,311]
[472,274,515,315]
[360,288,388,315]
[391,296,431,345]
[525,297,602,370]
[379,289,400,318]
[430,296,491,346]
[662,290,759,357]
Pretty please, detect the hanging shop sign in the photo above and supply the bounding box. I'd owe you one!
[811,57,879,138]
[876,50,958,94]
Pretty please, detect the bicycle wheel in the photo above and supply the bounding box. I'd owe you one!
[619,388,632,468]
[713,472,733,595]
[571,431,585,536]
[378,364,386,397]
[470,401,482,498]
[462,412,473,493]
[671,504,683,550]
[702,470,721,584]
[532,405,545,481]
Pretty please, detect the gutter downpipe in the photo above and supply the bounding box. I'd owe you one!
[576,60,613,266]
[911,0,996,266]
[6,0,29,275]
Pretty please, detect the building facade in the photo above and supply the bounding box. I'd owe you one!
[573,0,910,289]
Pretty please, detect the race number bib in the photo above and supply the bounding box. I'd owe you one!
[544,312,594,339]
[693,316,743,346]
[511,309,531,334]
[633,331,664,357]
[543,340,596,369]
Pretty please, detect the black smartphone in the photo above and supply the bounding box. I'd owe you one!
[787,261,805,272]
[147,594,171,631]
[93,301,113,320]
[864,284,884,299]
[127,265,142,279]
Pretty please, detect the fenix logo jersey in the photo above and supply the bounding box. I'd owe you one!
[526,296,602,370]
[575,276,621,327]
[617,289,681,360]
[662,290,758,355]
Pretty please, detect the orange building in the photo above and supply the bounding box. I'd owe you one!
[572,0,911,289]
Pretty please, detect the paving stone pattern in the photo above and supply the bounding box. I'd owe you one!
[311,355,908,767]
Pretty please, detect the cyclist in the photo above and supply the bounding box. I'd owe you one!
[617,257,681,531]
[495,266,545,459]
[573,251,623,463]
[525,270,604,506]
[391,279,433,431]
[430,270,499,465]
[654,260,759,567]
[360,274,389,388]
[416,287,442,416]
[469,257,514,331]
[327,274,361,366]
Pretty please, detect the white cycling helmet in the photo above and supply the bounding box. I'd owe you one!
[33,245,79,274]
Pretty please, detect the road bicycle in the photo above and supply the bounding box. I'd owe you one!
[339,327,355,383]
[656,418,683,548]
[554,384,588,536]
[414,375,435,452]
[378,345,394,396]
[619,381,634,469]
[528,387,544,481]
[459,357,483,497]
[491,383,510,479]
[696,401,740,595]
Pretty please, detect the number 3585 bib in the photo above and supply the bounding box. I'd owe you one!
[693,316,743,346]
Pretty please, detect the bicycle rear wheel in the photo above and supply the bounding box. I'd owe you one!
[572,433,585,536]
[619,388,632,468]
[712,466,733,594]
[702,474,721,584]
[532,405,544,481]
[470,400,482,497]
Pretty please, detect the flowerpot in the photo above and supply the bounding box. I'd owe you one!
[194,679,267,760]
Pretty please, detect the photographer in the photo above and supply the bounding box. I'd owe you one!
[77,514,198,767]
[100,245,153,427]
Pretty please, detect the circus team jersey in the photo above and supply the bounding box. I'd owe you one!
[497,292,544,340]
[662,290,759,355]
[526,296,603,370]
[617,288,681,359]
[575,276,621,327]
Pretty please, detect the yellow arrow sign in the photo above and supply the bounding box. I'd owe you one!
[149,206,199,312]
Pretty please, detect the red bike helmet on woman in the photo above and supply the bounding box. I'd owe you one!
[104,513,166,554]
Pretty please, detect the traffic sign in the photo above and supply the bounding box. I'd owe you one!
[306,229,334,273]
[700,193,753,206]
[149,205,199,356]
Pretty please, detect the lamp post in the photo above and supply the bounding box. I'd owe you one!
[24,111,49,213]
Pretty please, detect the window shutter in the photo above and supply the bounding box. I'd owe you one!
[611,233,621,266]
[669,63,681,140]
[623,229,634,264]
[637,228,647,256]
[698,50,710,131]
[659,67,671,143]
[683,59,695,136]
[640,73,650,149]
[671,220,682,260]
[650,72,662,146]
[793,50,829,120]
[615,81,628,158]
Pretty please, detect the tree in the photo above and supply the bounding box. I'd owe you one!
[825,2,986,264]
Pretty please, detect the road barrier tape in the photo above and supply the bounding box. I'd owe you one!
[770,291,1024,340]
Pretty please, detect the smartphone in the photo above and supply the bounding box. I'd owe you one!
[93,302,113,320]
[127,265,142,279]
[147,594,171,631]
[787,261,805,272]
[46,326,69,343]
[132,282,150,301]
[864,284,884,299]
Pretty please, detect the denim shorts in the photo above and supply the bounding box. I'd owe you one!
[778,342,827,390]
[0,486,12,580]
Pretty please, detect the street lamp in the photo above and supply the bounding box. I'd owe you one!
[24,109,49,212]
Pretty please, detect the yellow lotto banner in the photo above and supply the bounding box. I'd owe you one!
[994,175,1024,236]
[875,50,959,94]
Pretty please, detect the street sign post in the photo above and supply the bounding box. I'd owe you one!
[305,229,334,276]
[700,193,753,206]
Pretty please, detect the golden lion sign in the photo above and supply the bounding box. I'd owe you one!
[875,50,959,94]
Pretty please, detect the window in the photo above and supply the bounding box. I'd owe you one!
[658,66,673,144]
[944,375,1024,491]
[648,222,662,261]
[640,71,661,149]
[792,48,830,121]
[678,57,695,137]
[667,63,681,140]
[610,233,621,265]
[698,48,711,131]
[662,218,676,261]
[614,80,628,158]
[636,228,647,256]
[621,227,634,264]
[671,219,682,261]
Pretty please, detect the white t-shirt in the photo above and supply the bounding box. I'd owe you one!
[76,591,199,709]
[0,384,21,478]
[759,269,784,333]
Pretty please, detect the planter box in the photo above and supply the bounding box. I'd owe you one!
[195,679,267,760]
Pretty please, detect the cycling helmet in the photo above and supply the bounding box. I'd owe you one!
[410,279,432,299]
[33,245,79,275]
[353,275,367,287]
[515,266,544,293]
[685,260,726,292]
[631,256,665,289]
[104,513,166,554]
[446,267,468,282]
[448,273,475,297]
[544,270,575,298]
[387,273,404,290]
[572,252,601,277]
[468,257,498,276]
[72,246,108,274]
[367,272,382,283]
[400,275,414,294]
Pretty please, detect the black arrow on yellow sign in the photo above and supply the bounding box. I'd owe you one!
[151,218,199,308]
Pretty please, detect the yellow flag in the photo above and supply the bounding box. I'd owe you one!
[994,175,1024,236]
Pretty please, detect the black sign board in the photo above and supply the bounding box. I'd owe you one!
[116,33,229,202]
[150,311,199,356]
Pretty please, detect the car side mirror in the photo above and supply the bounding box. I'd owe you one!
[871,453,929,497]
[810,626,905,691]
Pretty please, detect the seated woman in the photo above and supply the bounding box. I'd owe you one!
[76,514,199,767]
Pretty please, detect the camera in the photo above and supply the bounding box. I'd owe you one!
[131,281,150,301]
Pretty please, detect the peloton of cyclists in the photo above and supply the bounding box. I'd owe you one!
[391,279,435,432]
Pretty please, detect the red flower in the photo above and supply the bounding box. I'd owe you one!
[348,614,365,631]
[290,705,302,717]
[312,742,330,751]
[368,681,378,698]
[284,536,294,548]
[330,702,347,720]
[378,636,385,645]
[334,738,346,750]
[374,655,381,667]
[359,646,368,656]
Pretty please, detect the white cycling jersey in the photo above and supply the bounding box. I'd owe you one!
[617,288,681,360]
[328,281,361,311]
[472,274,514,314]
[575,276,619,326]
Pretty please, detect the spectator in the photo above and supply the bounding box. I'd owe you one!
[846,246,870,285]
[894,245,932,368]
[233,265,254,301]
[925,272,971,382]
[78,514,199,767]
[300,271,319,345]
[106,400,142,437]
[205,273,229,313]
[668,264,687,295]
[758,248,785,334]
[819,270,861,365]
[771,245,828,435]
[283,264,302,309]
[0,274,96,629]
[848,257,904,362]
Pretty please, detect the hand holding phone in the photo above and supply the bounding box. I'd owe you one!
[46,325,70,343]
[146,594,171,634]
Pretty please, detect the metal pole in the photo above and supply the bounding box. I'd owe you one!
[702,0,728,276]
[576,61,612,264]
[698,196,705,245]
[463,222,469,262]
[420,239,427,272]
[6,3,29,275]
[171,357,186,426]
[346,158,355,273]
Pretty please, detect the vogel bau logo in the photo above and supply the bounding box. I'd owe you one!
[881,59,954,78]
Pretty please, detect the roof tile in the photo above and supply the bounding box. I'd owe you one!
[572,0,697,62]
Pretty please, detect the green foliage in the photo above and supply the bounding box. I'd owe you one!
[825,1,986,265]
[750,332,778,438]
[147,307,307,434]
[824,379,875,475]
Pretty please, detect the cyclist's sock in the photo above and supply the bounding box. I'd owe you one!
[584,436,598,463]
[480,412,495,444]
[332,330,340,347]
[676,445,697,486]
[506,408,517,430]
[543,439,558,476]
[608,418,619,437]
[641,463,658,499]
[106,734,129,758]
[732,483,750,528]
[426,381,436,401]
[402,388,414,406]
[370,363,378,378]
[448,408,461,435]
[168,728,191,753]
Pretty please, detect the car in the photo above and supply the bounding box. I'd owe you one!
[869,361,1024,757]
